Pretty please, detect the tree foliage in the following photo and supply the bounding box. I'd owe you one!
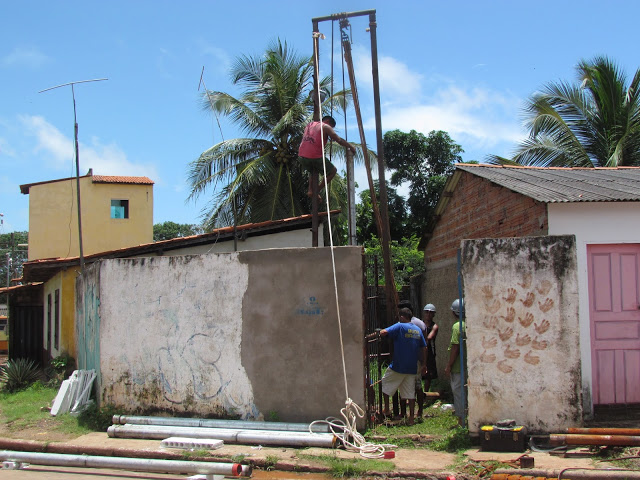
[383,129,463,233]
[356,181,407,244]
[0,231,28,292]
[153,222,204,241]
[489,56,640,167]
[363,235,424,289]
[188,39,355,230]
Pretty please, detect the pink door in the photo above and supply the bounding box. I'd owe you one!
[588,244,640,405]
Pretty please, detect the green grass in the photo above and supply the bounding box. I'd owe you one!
[299,453,394,478]
[264,454,278,471]
[0,382,94,437]
[365,407,472,452]
[181,448,212,459]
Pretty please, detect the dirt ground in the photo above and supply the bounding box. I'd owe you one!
[0,417,81,443]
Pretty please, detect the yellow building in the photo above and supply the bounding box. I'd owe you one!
[18,171,154,360]
[21,170,154,260]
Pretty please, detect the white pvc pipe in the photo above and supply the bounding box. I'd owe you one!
[112,415,330,433]
[0,450,249,477]
[108,424,337,448]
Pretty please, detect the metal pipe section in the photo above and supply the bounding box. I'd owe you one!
[112,415,329,433]
[0,450,248,477]
[108,424,337,448]
[567,427,640,436]
[550,433,640,446]
[492,472,640,480]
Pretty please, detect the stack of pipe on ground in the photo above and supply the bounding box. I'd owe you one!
[108,415,337,448]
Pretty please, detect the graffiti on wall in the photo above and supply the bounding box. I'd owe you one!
[97,255,260,419]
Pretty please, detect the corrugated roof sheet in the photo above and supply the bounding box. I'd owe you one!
[21,210,341,283]
[457,164,640,203]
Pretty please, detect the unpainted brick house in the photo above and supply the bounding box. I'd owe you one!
[420,164,640,430]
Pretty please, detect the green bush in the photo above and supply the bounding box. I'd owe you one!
[0,358,40,392]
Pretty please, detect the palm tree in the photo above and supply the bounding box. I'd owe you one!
[489,56,640,167]
[188,39,352,229]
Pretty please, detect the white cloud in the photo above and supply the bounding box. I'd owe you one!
[342,50,526,156]
[380,85,525,149]
[2,46,51,69]
[19,115,160,180]
[352,47,423,101]
[198,42,231,76]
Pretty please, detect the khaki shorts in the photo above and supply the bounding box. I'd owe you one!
[298,156,337,175]
[381,367,416,400]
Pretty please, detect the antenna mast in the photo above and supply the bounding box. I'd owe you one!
[39,78,108,274]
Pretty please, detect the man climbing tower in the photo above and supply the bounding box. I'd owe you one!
[298,115,356,199]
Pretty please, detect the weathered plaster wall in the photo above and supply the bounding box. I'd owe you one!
[77,247,364,423]
[461,235,581,433]
[548,202,640,414]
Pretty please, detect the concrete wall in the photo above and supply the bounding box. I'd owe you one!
[461,235,581,433]
[548,202,640,414]
[76,246,365,423]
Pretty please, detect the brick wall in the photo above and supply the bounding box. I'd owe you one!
[424,172,549,264]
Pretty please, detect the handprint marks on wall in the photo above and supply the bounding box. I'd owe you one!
[497,360,513,373]
[486,299,502,314]
[501,307,515,323]
[480,351,496,363]
[524,351,540,365]
[483,316,499,329]
[538,298,554,313]
[520,292,535,307]
[536,279,552,295]
[482,336,498,349]
[518,312,534,328]
[498,327,514,341]
[477,274,556,376]
[534,319,550,335]
[502,288,517,304]
[531,337,548,350]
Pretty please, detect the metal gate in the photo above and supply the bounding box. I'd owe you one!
[363,254,390,426]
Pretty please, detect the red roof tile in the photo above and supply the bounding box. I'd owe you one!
[92,175,154,185]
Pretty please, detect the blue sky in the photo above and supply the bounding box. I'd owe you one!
[1,0,638,233]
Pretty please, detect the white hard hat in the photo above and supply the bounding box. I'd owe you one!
[451,298,464,316]
[423,303,436,312]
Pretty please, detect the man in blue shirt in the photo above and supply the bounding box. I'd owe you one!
[368,307,427,425]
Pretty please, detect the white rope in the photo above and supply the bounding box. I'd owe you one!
[310,399,397,459]
[310,30,392,459]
